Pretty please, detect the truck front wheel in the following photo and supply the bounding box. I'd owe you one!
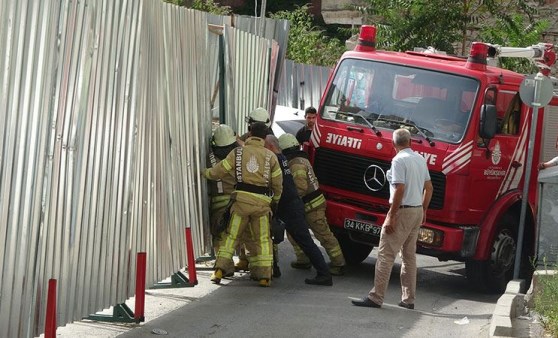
[335,232,373,265]
[465,228,516,294]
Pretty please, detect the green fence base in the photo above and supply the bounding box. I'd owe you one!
[86,303,138,323]
[195,253,215,263]
[151,271,194,289]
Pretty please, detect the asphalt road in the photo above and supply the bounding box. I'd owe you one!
[113,241,499,338]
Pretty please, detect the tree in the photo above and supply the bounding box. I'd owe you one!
[358,0,466,53]
[478,14,549,73]
[358,0,546,56]
[270,6,346,67]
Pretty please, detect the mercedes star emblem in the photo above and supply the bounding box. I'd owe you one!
[363,165,386,192]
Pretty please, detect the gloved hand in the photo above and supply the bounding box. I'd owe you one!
[271,217,285,244]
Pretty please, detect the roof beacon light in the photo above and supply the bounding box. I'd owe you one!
[465,42,488,71]
[355,25,376,52]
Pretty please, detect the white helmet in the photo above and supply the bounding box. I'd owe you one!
[213,124,237,147]
[245,107,271,127]
[278,133,300,150]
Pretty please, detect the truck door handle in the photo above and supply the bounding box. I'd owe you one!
[511,161,522,168]
[347,126,364,132]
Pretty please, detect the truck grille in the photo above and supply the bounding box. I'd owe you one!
[314,148,445,210]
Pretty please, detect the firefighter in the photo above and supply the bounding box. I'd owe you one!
[239,107,273,142]
[265,135,333,285]
[278,133,347,275]
[207,124,239,254]
[203,122,283,287]
[235,106,274,271]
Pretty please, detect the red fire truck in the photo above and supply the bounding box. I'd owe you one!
[308,26,558,292]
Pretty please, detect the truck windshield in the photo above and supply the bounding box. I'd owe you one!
[321,58,479,143]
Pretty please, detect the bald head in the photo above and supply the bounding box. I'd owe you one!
[265,135,281,154]
[393,128,411,148]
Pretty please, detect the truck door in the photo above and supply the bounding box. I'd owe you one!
[470,88,522,210]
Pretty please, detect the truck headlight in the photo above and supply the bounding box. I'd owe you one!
[418,227,444,246]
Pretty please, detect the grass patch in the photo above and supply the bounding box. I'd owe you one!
[534,266,558,337]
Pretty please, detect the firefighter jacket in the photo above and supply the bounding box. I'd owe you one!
[208,147,237,211]
[286,151,325,211]
[204,137,283,207]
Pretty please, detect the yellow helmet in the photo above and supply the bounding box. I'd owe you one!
[278,133,300,150]
[213,124,237,147]
[245,107,271,127]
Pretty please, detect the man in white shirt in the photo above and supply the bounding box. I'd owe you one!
[538,156,558,170]
[539,137,558,170]
[352,128,433,310]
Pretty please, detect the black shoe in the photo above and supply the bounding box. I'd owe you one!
[305,275,333,286]
[351,297,381,308]
[273,264,282,278]
[398,301,414,310]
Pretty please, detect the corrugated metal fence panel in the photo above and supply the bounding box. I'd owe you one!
[233,15,289,120]
[542,105,558,161]
[224,26,274,136]
[0,0,283,336]
[277,60,333,111]
[0,0,63,336]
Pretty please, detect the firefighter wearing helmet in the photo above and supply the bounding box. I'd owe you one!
[208,125,239,255]
[278,133,347,275]
[203,122,283,287]
[239,107,273,142]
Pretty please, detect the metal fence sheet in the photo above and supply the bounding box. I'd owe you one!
[277,59,333,111]
[0,1,284,337]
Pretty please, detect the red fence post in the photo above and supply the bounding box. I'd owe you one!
[185,227,198,285]
[44,279,57,338]
[135,252,147,323]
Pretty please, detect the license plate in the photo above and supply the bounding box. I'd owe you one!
[344,218,381,237]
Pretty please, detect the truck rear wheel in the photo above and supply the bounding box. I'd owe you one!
[466,215,519,293]
[335,232,373,265]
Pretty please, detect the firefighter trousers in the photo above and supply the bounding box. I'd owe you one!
[287,204,346,267]
[215,201,273,280]
[278,199,330,277]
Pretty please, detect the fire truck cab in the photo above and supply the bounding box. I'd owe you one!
[310,26,558,293]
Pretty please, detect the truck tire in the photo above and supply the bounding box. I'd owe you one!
[335,232,373,265]
[465,215,519,294]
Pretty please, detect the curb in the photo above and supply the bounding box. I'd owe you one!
[489,279,525,337]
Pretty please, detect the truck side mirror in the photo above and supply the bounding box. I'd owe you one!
[479,104,497,139]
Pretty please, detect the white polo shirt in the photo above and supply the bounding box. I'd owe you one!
[387,148,431,206]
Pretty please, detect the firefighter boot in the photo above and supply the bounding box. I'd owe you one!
[210,269,223,284]
[259,278,271,287]
[329,263,346,276]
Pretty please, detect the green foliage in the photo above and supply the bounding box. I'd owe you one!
[235,0,308,17]
[357,0,467,53]
[163,0,231,15]
[358,0,545,59]
[191,0,231,15]
[478,14,550,74]
[534,268,558,337]
[270,6,346,67]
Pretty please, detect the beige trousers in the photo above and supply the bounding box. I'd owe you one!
[368,207,423,305]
